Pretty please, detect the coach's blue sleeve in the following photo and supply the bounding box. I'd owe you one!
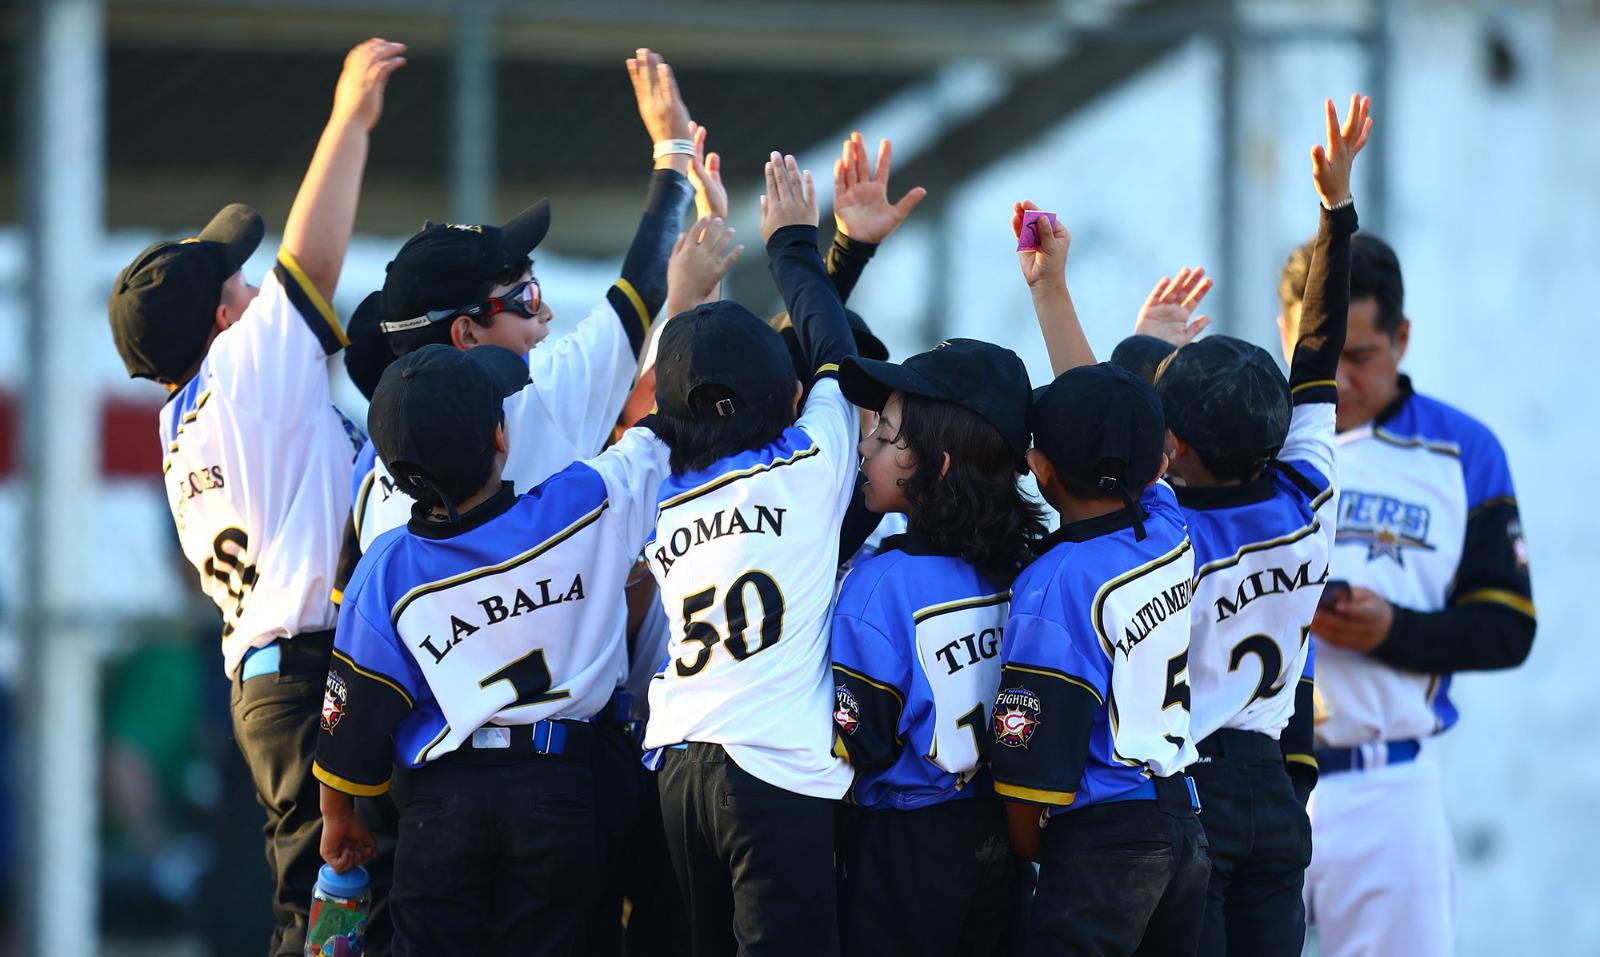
[767,224,856,377]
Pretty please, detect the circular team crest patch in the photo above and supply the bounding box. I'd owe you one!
[834,686,861,735]
[993,687,1041,748]
[321,672,348,733]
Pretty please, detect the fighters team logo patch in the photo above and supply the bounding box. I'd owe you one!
[992,687,1040,748]
[321,672,348,732]
[834,686,861,735]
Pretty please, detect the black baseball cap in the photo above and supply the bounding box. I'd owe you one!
[770,308,889,375]
[655,301,796,419]
[343,291,395,400]
[1031,362,1167,490]
[368,344,530,498]
[108,203,265,382]
[1153,335,1290,474]
[378,200,551,353]
[1109,334,1178,385]
[840,338,1033,463]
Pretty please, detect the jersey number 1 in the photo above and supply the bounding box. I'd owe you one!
[675,571,785,677]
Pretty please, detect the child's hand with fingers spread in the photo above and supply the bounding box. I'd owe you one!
[1312,94,1372,209]
[667,216,744,317]
[833,132,927,244]
[1135,268,1214,346]
[687,122,728,221]
[760,152,818,242]
[331,38,408,131]
[628,48,692,150]
[1012,200,1071,290]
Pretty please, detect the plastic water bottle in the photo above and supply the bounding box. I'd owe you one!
[305,863,370,957]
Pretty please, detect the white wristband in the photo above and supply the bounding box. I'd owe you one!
[653,138,696,159]
[1323,195,1355,211]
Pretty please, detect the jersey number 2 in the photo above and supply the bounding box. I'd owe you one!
[675,571,785,677]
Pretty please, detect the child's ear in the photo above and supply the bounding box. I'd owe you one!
[938,451,951,480]
[451,316,476,350]
[493,422,509,455]
[1147,451,1170,488]
[1025,448,1054,487]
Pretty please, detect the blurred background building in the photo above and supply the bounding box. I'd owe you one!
[3,0,1597,952]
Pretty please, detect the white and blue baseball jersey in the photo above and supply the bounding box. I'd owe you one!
[1180,402,1337,743]
[350,289,650,554]
[830,533,1008,810]
[642,377,859,799]
[991,483,1197,811]
[312,428,668,796]
[1314,379,1533,748]
[160,251,362,676]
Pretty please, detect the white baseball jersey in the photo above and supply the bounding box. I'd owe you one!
[313,428,669,795]
[160,252,362,676]
[643,377,859,799]
[1313,383,1528,747]
[1181,402,1338,743]
[351,293,641,550]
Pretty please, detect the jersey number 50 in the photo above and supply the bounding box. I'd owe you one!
[675,571,785,677]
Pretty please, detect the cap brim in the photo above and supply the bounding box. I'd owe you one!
[839,356,942,412]
[844,310,889,362]
[501,200,552,259]
[197,203,264,273]
[465,344,532,399]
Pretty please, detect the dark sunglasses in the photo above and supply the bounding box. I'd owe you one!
[424,278,542,327]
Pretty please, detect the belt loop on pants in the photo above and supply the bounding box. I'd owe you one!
[239,641,281,682]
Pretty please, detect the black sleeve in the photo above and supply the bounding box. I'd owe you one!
[837,476,886,567]
[825,232,879,304]
[1281,673,1318,804]
[331,513,362,607]
[1371,499,1536,672]
[312,649,414,796]
[990,663,1100,807]
[607,168,695,355]
[1289,202,1359,405]
[832,662,906,777]
[767,224,857,375]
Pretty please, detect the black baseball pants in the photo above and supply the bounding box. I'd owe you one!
[1027,775,1211,957]
[658,743,840,957]
[837,790,1020,957]
[1190,729,1314,957]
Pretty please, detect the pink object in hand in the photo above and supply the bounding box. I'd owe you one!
[1017,210,1059,251]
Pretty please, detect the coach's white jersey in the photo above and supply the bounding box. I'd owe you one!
[643,378,859,798]
[1313,387,1525,748]
[160,252,362,676]
[1182,403,1338,743]
[353,294,639,549]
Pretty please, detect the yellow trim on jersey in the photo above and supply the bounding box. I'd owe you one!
[613,277,650,333]
[330,588,344,606]
[1467,495,1518,519]
[1454,588,1536,619]
[994,781,1077,806]
[333,648,416,709]
[912,591,1010,625]
[390,502,610,627]
[656,444,822,513]
[833,663,906,707]
[312,760,391,797]
[1090,538,1193,660]
[276,250,348,347]
[414,724,452,765]
[833,736,850,760]
[815,362,840,377]
[1371,427,1460,459]
[1285,753,1318,770]
[1193,518,1323,583]
[352,470,377,541]
[1005,663,1105,706]
[1290,379,1337,395]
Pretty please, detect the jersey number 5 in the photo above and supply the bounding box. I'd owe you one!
[675,571,785,677]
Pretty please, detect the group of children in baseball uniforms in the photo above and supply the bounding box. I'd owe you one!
[112,37,1511,957]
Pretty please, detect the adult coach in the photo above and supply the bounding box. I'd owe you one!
[107,39,404,955]
[1277,208,1535,956]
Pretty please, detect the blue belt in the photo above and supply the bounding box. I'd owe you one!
[240,641,281,682]
[1102,779,1159,803]
[1314,738,1420,774]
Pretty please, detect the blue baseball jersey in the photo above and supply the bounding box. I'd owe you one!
[312,428,668,796]
[830,533,1009,810]
[991,482,1197,812]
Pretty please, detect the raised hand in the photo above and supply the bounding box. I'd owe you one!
[760,152,818,242]
[1311,94,1372,208]
[833,132,927,244]
[1012,200,1071,289]
[331,38,407,131]
[1135,268,1214,346]
[687,121,728,221]
[627,48,692,144]
[667,216,744,316]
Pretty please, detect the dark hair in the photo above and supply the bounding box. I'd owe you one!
[653,380,797,475]
[1278,234,1405,338]
[896,394,1048,587]
[389,255,533,356]
[1054,458,1133,502]
[389,416,503,511]
[1190,447,1266,484]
